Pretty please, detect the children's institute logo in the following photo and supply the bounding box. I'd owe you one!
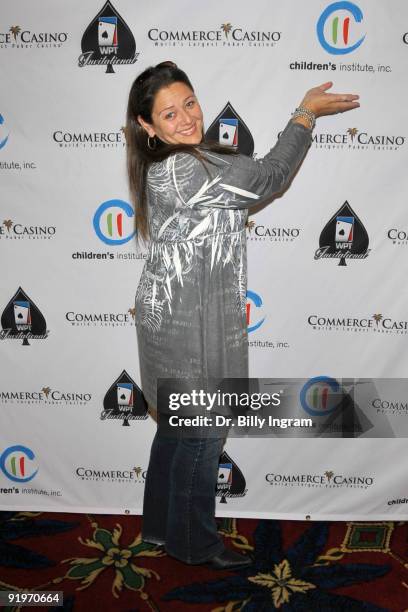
[0,113,9,149]
[315,201,370,266]
[317,1,365,55]
[79,1,139,73]
[205,102,254,156]
[1,287,49,345]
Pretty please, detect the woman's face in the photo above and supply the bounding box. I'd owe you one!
[138,81,204,146]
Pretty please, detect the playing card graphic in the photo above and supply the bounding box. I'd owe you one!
[101,370,148,425]
[205,102,254,155]
[117,382,133,408]
[14,301,31,329]
[335,216,354,243]
[98,16,118,48]
[217,463,233,485]
[219,118,238,146]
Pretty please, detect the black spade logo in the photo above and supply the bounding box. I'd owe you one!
[216,451,247,503]
[1,287,47,346]
[80,1,137,73]
[318,201,369,266]
[205,102,254,156]
[102,370,148,425]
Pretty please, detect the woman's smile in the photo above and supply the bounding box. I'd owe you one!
[178,124,197,136]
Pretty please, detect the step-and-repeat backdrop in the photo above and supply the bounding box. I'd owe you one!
[1,0,407,519]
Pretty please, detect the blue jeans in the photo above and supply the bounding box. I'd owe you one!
[142,427,226,564]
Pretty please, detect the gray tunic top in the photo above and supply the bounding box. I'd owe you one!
[135,119,312,409]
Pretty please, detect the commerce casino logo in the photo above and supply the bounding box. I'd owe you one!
[53,126,126,149]
[246,290,265,333]
[148,23,281,48]
[0,386,92,406]
[246,220,301,242]
[93,199,136,245]
[79,1,139,73]
[0,25,68,49]
[205,103,254,156]
[317,1,365,55]
[372,396,408,417]
[0,218,56,240]
[100,370,148,426]
[66,305,136,328]
[1,287,49,345]
[0,113,9,149]
[75,465,146,484]
[308,313,408,335]
[0,445,39,483]
[216,451,247,503]
[265,470,374,489]
[312,127,405,152]
[387,228,408,246]
[315,201,370,266]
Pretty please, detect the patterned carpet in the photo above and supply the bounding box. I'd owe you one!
[0,512,406,611]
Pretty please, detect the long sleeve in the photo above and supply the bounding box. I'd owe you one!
[191,119,312,210]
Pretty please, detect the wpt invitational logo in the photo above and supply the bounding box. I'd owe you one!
[0,445,39,483]
[100,370,148,426]
[205,103,254,156]
[317,1,365,55]
[79,1,139,73]
[0,287,49,345]
[216,451,247,503]
[315,201,370,266]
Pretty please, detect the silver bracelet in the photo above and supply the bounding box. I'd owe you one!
[291,106,316,130]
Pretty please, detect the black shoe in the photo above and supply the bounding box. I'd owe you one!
[204,548,253,570]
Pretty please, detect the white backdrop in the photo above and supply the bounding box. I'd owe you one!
[1,0,407,520]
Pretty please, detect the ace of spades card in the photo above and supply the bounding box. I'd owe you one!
[219,118,238,146]
[217,463,233,484]
[98,16,118,47]
[117,383,133,408]
[14,301,31,326]
[335,216,354,243]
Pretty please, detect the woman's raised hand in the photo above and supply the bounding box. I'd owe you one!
[299,81,360,117]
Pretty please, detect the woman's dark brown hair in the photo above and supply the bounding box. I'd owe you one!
[126,61,238,244]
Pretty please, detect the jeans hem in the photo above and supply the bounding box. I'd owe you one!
[165,541,226,565]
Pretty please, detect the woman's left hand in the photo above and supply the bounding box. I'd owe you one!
[299,81,360,117]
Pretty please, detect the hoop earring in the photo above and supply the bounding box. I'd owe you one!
[147,135,157,150]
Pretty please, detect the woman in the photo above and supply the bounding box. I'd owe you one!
[126,61,359,569]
